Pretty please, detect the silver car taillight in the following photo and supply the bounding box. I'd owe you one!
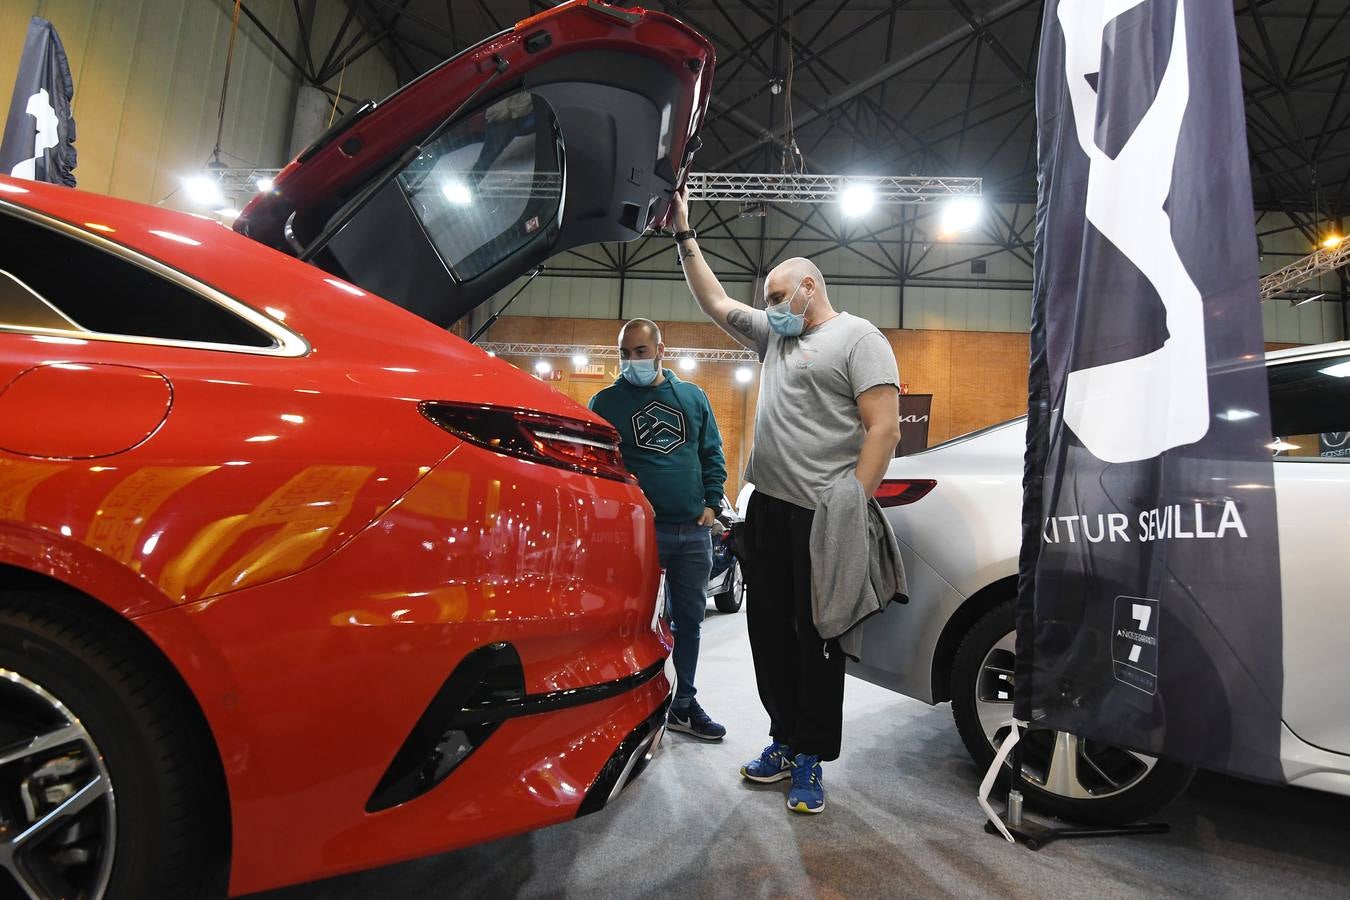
[876,479,937,508]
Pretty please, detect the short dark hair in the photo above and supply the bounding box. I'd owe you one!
[619,318,662,345]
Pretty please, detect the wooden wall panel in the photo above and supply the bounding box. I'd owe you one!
[945,331,1032,440]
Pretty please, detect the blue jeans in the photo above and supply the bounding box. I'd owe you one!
[655,522,713,708]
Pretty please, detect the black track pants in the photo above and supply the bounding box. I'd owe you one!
[741,490,845,761]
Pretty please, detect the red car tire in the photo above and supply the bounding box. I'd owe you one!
[0,591,229,899]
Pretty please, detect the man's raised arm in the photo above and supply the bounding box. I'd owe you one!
[672,187,762,350]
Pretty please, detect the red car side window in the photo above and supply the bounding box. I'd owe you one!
[0,212,273,349]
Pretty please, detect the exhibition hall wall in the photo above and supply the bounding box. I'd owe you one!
[486,315,1032,496]
[0,0,396,205]
[486,315,1313,497]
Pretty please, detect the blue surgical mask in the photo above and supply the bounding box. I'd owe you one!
[621,357,660,386]
[766,278,810,337]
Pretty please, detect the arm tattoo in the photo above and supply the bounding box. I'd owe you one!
[680,245,697,259]
[727,307,756,337]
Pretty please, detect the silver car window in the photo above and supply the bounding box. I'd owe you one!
[1267,353,1350,461]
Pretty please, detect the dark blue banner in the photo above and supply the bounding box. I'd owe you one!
[1,17,77,186]
[1017,0,1284,782]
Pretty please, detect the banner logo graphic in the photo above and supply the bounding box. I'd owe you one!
[1059,0,1208,464]
[1112,596,1160,695]
[0,17,77,186]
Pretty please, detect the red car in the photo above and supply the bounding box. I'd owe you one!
[0,2,713,896]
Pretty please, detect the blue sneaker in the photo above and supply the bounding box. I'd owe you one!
[787,753,825,814]
[740,741,793,783]
[667,699,726,741]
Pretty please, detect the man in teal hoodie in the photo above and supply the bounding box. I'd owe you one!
[589,318,728,741]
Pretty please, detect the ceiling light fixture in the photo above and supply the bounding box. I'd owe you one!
[182,174,225,207]
[939,196,982,236]
[839,183,876,218]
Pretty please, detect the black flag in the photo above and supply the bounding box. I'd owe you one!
[0,17,77,186]
[1017,0,1284,782]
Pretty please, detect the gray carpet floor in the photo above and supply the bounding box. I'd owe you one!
[259,607,1350,899]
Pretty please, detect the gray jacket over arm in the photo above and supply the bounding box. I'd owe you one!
[809,474,908,661]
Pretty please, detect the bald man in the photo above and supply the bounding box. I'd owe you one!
[672,188,901,815]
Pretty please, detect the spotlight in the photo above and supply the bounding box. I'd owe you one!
[839,183,875,218]
[940,196,982,235]
[572,354,589,367]
[1321,234,1343,250]
[534,360,552,376]
[441,180,472,205]
[734,366,754,384]
[256,176,275,192]
[679,357,697,372]
[182,174,225,207]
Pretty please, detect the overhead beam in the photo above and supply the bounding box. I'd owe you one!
[711,0,1038,169]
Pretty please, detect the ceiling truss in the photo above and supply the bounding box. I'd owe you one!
[224,1,1350,326]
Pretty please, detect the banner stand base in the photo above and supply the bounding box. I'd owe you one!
[983,816,1168,850]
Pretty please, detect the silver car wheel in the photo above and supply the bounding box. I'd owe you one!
[974,630,1158,801]
[0,668,116,900]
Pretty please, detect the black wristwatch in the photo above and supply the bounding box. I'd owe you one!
[673,229,697,242]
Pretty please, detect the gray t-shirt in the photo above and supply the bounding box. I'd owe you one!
[739,310,899,509]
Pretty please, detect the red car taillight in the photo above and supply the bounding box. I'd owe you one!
[421,402,635,484]
[876,479,936,508]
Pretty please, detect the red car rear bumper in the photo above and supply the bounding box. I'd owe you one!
[136,446,669,895]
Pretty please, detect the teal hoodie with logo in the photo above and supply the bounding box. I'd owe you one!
[588,369,726,524]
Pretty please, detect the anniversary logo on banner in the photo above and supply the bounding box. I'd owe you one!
[1016,0,1284,780]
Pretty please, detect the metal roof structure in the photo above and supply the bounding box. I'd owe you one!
[234,1,1350,312]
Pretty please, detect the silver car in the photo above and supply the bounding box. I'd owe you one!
[853,340,1350,822]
